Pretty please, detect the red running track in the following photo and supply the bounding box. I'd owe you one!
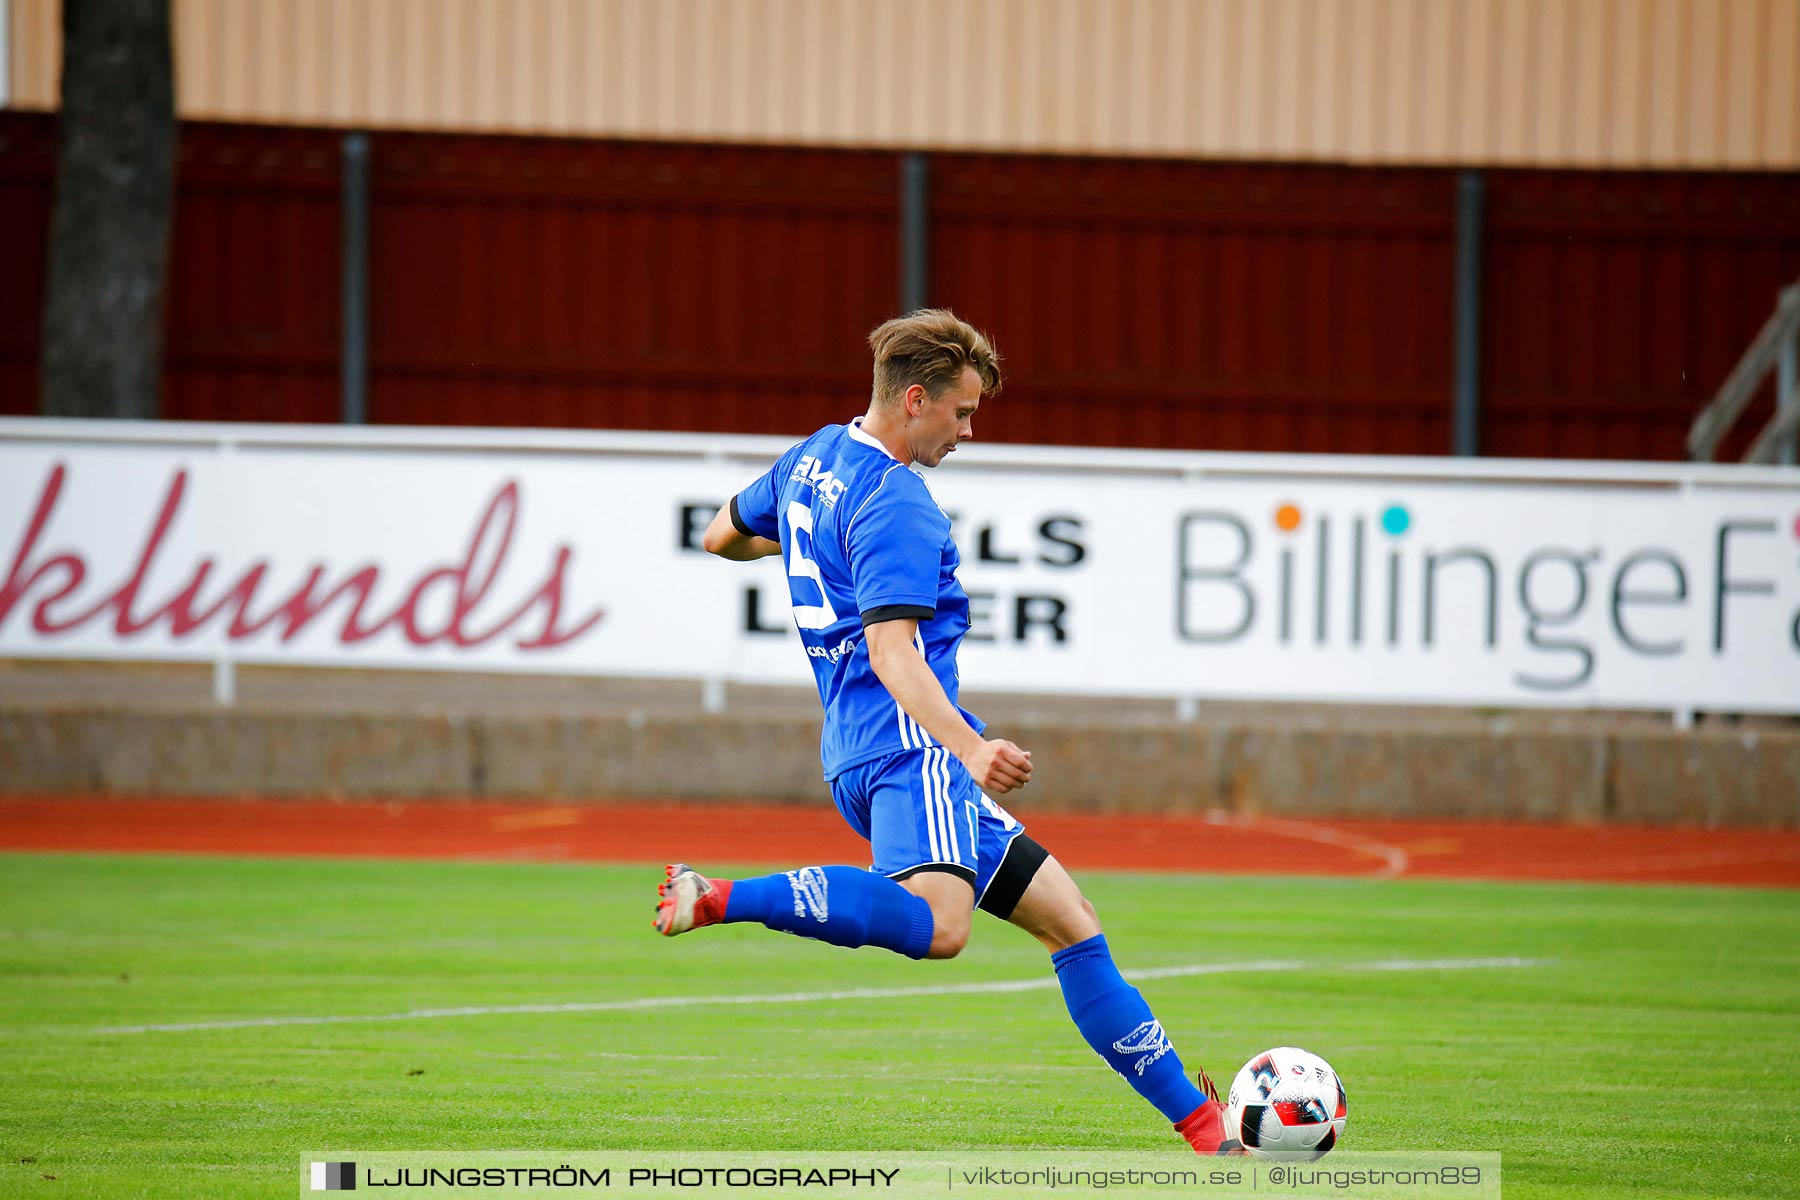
[3,797,1798,888]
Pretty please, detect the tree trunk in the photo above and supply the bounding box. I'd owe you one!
[39,0,175,420]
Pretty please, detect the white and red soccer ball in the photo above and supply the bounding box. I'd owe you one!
[1224,1047,1347,1159]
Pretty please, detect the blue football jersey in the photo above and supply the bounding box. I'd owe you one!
[730,418,985,778]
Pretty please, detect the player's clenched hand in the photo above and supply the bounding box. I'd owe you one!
[962,738,1033,794]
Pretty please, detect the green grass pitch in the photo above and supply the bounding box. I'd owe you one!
[1,853,1796,1198]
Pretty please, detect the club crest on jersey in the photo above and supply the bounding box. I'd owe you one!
[790,456,849,507]
[1112,1020,1173,1076]
[785,867,829,922]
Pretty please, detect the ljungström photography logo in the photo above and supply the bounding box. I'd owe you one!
[309,1161,355,1191]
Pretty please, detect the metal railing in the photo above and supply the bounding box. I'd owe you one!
[1687,281,1800,465]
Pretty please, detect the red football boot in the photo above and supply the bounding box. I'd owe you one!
[653,863,731,936]
[1175,1067,1247,1156]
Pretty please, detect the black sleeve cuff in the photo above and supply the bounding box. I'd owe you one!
[860,604,935,627]
[728,495,758,539]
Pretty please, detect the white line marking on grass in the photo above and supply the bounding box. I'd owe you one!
[96,956,1550,1035]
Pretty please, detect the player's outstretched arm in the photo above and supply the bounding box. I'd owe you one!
[865,618,1032,794]
[701,503,782,561]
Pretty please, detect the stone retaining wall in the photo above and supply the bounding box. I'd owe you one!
[3,663,1794,828]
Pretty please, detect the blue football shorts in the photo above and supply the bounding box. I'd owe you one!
[829,745,1027,908]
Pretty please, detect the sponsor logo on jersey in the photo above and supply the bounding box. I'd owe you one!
[790,456,849,507]
[805,636,859,664]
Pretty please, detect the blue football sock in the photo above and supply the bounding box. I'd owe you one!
[722,866,934,960]
[1052,933,1209,1123]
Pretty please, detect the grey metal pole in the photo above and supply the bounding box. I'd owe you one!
[341,132,370,425]
[1780,332,1798,466]
[900,152,929,314]
[1452,169,1485,457]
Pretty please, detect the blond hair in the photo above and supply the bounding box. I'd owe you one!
[867,309,1002,409]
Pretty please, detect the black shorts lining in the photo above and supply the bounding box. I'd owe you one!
[889,862,977,888]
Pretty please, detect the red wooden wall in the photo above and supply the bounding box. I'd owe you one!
[1482,171,1800,460]
[365,132,898,435]
[4,112,1798,459]
[0,116,53,417]
[931,155,1458,454]
[1,116,343,423]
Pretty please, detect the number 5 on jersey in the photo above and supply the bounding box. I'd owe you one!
[785,501,839,631]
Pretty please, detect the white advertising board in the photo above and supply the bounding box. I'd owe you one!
[2,420,1798,712]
